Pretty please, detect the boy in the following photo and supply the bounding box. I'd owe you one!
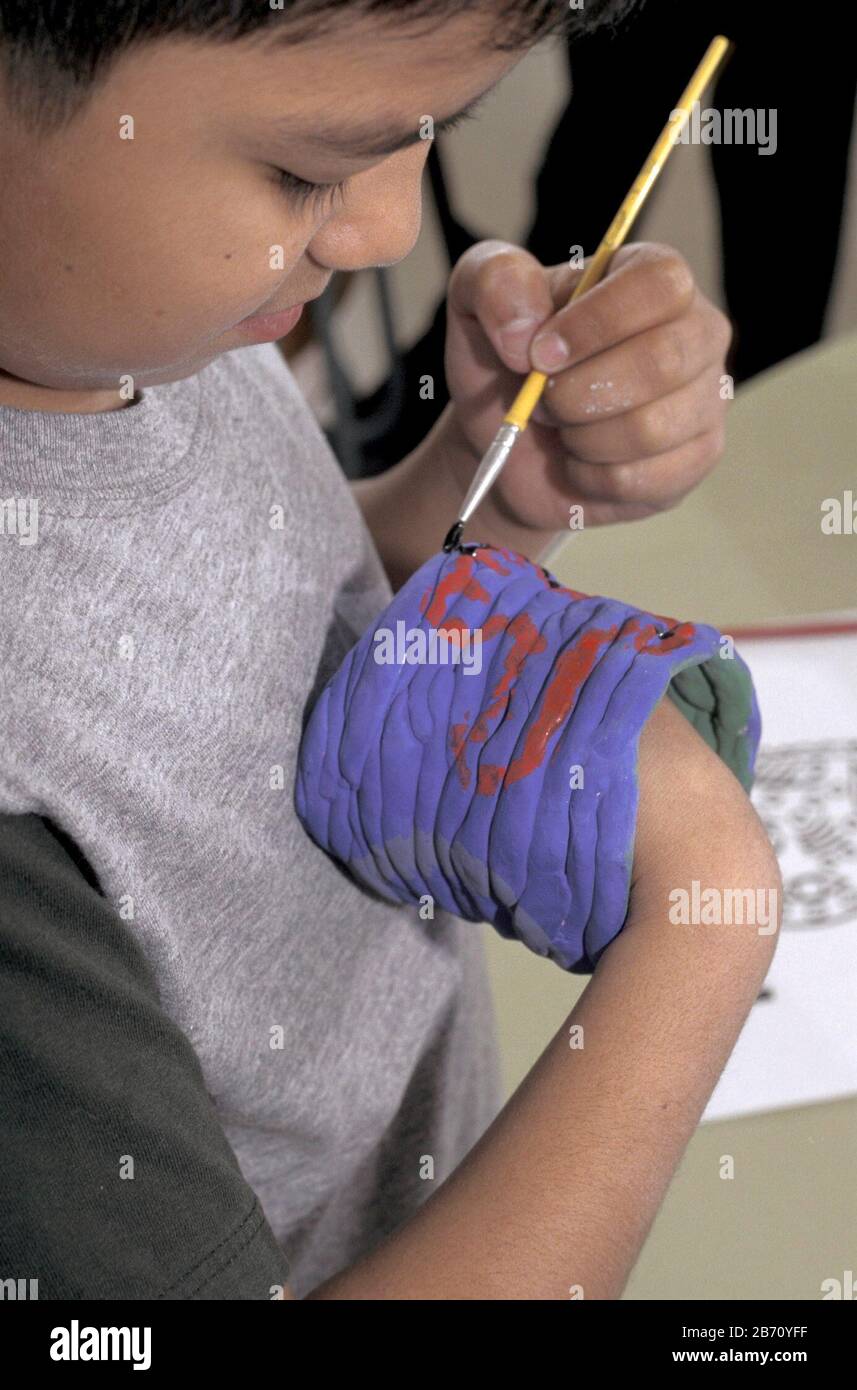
[0,0,779,1300]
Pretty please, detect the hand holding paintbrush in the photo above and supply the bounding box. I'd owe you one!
[443,35,733,553]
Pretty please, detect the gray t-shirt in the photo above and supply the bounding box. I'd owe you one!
[0,343,503,1298]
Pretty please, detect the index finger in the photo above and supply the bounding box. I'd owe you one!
[533,243,696,371]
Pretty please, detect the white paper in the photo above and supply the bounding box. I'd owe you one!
[702,623,857,1122]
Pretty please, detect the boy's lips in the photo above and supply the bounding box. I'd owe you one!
[233,302,306,343]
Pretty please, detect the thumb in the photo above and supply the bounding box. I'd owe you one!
[447,239,556,373]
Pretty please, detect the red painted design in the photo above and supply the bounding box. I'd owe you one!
[421,555,490,626]
[450,720,471,789]
[629,618,696,654]
[477,763,506,796]
[472,548,512,576]
[450,611,550,788]
[505,624,619,785]
[432,548,696,796]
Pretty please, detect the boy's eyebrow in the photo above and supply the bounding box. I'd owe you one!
[268,87,494,160]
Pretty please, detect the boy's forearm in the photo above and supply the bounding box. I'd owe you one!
[305,704,781,1300]
[352,403,562,591]
[305,897,776,1301]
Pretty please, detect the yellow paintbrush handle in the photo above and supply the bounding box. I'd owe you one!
[503,34,732,432]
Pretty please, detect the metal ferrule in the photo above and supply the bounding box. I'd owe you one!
[459,422,521,526]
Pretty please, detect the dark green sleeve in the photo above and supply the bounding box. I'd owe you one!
[0,812,292,1300]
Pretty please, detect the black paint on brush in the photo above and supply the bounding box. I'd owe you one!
[442,520,464,552]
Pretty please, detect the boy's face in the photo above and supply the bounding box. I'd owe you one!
[0,12,524,412]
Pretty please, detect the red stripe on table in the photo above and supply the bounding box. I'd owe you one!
[728,621,857,640]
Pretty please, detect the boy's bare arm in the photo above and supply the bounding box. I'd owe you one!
[297,695,780,1300]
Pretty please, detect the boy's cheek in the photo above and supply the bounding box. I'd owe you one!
[1,161,306,385]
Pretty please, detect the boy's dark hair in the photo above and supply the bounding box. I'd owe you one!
[0,0,637,132]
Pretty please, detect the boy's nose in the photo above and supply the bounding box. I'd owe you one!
[309,145,426,273]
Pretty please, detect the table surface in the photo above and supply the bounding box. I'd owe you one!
[482,330,857,1300]
[543,330,857,630]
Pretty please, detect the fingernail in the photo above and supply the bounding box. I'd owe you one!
[498,316,539,362]
[531,330,570,372]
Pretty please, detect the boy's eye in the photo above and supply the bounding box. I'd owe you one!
[271,105,483,213]
[275,167,348,212]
